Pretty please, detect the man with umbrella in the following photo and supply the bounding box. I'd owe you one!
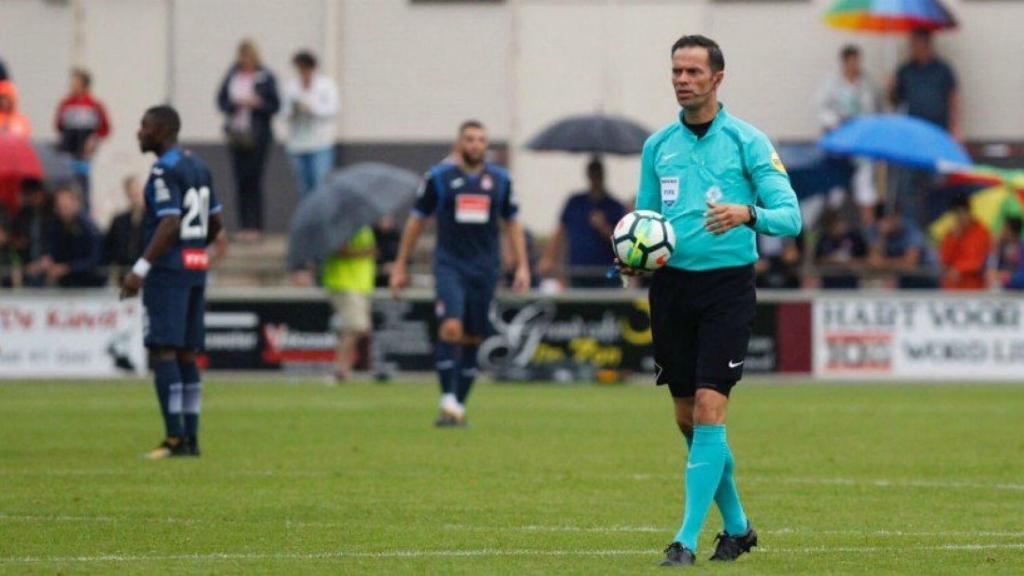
[389,120,530,426]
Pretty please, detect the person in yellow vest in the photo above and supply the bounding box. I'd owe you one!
[322,226,376,381]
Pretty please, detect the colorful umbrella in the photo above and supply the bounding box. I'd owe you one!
[0,133,43,180]
[825,0,957,33]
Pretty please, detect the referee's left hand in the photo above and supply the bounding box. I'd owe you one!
[704,201,750,236]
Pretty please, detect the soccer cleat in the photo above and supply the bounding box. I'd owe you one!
[144,437,188,460]
[660,542,696,567]
[708,523,758,561]
[184,436,201,457]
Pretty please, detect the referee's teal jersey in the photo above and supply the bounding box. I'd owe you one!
[636,105,802,271]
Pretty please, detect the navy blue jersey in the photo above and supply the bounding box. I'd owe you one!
[412,162,518,275]
[143,148,223,285]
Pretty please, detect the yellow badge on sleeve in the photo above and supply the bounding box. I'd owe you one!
[770,151,787,173]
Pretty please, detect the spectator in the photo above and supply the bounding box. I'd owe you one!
[814,208,867,289]
[373,214,402,288]
[992,216,1023,289]
[866,204,937,289]
[217,39,280,243]
[322,226,376,382]
[756,234,803,290]
[538,158,626,287]
[102,175,146,282]
[816,45,878,226]
[939,194,990,290]
[283,50,339,200]
[0,80,31,137]
[889,31,960,227]
[47,185,105,287]
[0,214,18,287]
[890,30,960,136]
[54,68,111,211]
[11,178,53,287]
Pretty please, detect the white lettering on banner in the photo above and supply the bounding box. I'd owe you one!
[814,296,1024,380]
[0,297,146,378]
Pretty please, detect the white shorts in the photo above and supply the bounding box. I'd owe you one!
[331,292,372,333]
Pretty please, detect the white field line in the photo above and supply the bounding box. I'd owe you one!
[628,474,1024,492]
[3,543,1024,564]
[6,468,1024,492]
[441,524,1024,538]
[6,514,1023,540]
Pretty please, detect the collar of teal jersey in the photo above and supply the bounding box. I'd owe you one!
[677,103,727,141]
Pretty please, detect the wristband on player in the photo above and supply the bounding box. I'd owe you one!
[131,258,152,278]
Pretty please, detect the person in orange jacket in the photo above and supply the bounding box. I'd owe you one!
[940,194,991,290]
[0,80,32,137]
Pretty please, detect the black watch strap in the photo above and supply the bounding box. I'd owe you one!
[746,205,758,229]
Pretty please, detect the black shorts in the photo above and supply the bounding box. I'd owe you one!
[648,264,756,398]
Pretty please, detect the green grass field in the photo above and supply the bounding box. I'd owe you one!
[1,379,1023,575]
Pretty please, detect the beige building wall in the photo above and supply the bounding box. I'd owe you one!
[1,0,1021,230]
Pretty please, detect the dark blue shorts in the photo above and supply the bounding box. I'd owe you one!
[434,266,497,337]
[142,271,206,350]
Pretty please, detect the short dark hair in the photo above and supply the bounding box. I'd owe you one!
[840,44,860,61]
[292,50,317,69]
[145,105,181,137]
[71,67,91,88]
[586,157,604,178]
[671,35,724,73]
[1005,216,1023,236]
[874,202,900,221]
[911,29,933,42]
[459,119,485,134]
[20,178,45,195]
[949,193,970,211]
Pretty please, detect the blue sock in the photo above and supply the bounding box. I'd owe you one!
[436,341,458,396]
[179,360,202,439]
[153,360,183,438]
[674,424,728,551]
[456,345,479,404]
[715,443,749,536]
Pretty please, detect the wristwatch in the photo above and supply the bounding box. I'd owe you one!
[746,205,758,228]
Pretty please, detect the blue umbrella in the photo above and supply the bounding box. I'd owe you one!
[818,114,970,171]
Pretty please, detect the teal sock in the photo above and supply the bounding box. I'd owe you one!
[715,442,749,536]
[674,424,727,551]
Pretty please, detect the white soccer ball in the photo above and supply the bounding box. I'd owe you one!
[611,210,676,271]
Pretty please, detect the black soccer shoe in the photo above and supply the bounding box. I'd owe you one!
[145,437,189,460]
[184,436,201,457]
[709,523,758,561]
[660,542,696,567]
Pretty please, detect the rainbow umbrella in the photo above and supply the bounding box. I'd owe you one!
[825,0,957,33]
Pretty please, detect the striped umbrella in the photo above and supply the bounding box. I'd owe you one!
[825,0,957,33]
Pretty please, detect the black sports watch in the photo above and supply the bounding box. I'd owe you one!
[746,205,758,228]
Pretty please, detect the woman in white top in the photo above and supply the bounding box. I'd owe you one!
[283,51,339,200]
[816,45,880,225]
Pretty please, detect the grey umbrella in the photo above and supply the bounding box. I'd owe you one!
[31,141,75,184]
[525,114,652,155]
[287,162,420,269]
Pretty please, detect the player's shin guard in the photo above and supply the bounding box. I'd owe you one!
[674,424,728,552]
[436,341,458,396]
[153,360,184,438]
[715,443,749,536]
[456,344,479,405]
[179,360,202,438]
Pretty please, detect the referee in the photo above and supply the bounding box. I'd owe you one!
[620,35,801,567]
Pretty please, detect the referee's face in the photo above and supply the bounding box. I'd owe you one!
[672,47,721,110]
